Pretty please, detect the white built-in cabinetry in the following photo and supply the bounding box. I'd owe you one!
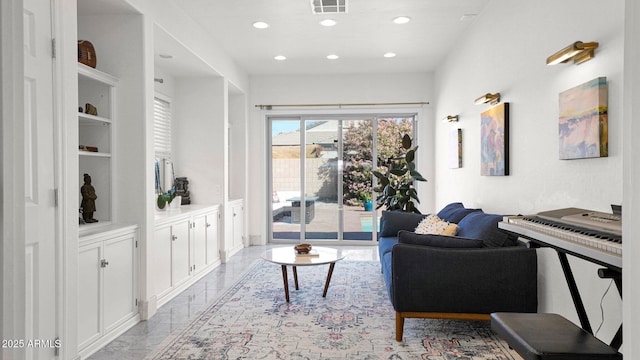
[152,205,221,307]
[78,225,139,359]
[222,199,244,262]
[78,63,116,225]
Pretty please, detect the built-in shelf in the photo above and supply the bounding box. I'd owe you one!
[78,63,118,226]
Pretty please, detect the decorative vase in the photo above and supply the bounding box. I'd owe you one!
[364,200,373,212]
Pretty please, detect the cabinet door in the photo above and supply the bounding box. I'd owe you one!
[152,225,172,298]
[205,210,220,264]
[171,219,191,286]
[78,242,102,349]
[191,214,207,273]
[232,203,244,248]
[103,233,137,333]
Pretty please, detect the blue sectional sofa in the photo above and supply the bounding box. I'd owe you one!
[378,202,538,341]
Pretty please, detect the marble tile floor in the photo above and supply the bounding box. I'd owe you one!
[87,244,380,360]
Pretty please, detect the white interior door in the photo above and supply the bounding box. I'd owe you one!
[23,0,58,358]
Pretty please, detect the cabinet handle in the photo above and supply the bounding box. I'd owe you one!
[171,235,177,241]
[100,259,109,268]
[206,223,211,227]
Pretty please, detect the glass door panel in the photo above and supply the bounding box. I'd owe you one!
[271,120,302,240]
[304,119,339,240]
[343,119,375,240]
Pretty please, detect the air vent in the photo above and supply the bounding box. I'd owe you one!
[311,0,347,14]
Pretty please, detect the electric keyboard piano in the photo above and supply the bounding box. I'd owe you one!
[498,207,622,350]
[499,207,621,270]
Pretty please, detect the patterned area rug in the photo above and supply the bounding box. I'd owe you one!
[146,260,519,360]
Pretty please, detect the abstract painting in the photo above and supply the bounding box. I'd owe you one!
[559,77,608,159]
[481,103,509,176]
[449,128,462,169]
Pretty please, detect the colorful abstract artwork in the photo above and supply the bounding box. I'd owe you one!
[481,103,509,176]
[449,128,462,169]
[559,77,608,160]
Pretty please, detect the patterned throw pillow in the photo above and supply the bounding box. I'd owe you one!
[414,214,458,235]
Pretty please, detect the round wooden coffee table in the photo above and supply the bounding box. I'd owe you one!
[261,246,345,302]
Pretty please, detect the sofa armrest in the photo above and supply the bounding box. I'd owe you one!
[390,243,537,314]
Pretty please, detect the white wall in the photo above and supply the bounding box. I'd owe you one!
[434,0,624,345]
[248,73,434,244]
[623,0,640,356]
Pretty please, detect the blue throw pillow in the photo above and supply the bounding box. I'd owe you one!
[397,230,484,248]
[379,211,428,237]
[437,202,482,223]
[456,212,514,247]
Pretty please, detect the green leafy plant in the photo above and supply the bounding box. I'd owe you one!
[156,187,176,209]
[372,134,427,213]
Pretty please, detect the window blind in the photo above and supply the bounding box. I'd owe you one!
[153,96,172,160]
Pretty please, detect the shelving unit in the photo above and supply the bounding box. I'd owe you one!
[78,63,118,229]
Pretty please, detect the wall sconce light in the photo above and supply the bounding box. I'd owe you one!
[443,115,459,123]
[474,93,500,105]
[546,41,599,65]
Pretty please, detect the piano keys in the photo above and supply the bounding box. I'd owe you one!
[499,208,622,270]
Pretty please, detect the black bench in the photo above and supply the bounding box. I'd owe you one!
[491,313,622,360]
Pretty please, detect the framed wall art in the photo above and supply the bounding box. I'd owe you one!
[481,102,509,176]
[558,77,608,160]
[449,128,462,169]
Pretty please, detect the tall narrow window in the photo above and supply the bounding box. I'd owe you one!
[154,95,173,193]
[153,95,172,160]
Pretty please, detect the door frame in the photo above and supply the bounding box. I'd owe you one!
[266,108,422,245]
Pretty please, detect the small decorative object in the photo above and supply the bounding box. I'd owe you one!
[481,103,509,176]
[174,177,191,205]
[559,77,608,159]
[79,145,98,152]
[77,40,97,68]
[80,173,98,223]
[85,103,98,116]
[156,187,176,210]
[79,107,83,113]
[449,128,462,169]
[294,243,313,254]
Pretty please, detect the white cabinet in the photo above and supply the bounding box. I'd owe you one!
[170,218,191,287]
[222,199,244,262]
[153,205,221,307]
[78,64,117,226]
[78,225,139,358]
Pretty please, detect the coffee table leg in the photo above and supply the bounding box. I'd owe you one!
[323,262,336,297]
[293,266,299,290]
[281,265,290,302]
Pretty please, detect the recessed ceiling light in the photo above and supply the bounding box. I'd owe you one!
[384,52,396,58]
[252,21,270,29]
[393,16,411,24]
[320,19,337,27]
[274,55,287,61]
[327,54,339,60]
[158,54,173,59]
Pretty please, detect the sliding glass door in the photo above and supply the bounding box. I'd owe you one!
[270,115,415,243]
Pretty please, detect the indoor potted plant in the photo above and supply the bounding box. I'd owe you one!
[372,134,427,214]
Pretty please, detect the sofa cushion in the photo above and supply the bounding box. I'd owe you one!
[379,211,428,237]
[414,214,458,235]
[437,202,482,223]
[456,212,514,247]
[397,230,484,248]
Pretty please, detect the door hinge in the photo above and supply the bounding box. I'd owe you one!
[51,38,56,58]
[135,298,138,306]
[135,240,138,248]
[54,188,59,207]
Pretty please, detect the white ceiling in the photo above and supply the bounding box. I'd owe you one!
[172,0,490,76]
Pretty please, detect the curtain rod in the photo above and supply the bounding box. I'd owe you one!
[254,101,429,110]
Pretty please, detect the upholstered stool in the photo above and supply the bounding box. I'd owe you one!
[491,313,622,360]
